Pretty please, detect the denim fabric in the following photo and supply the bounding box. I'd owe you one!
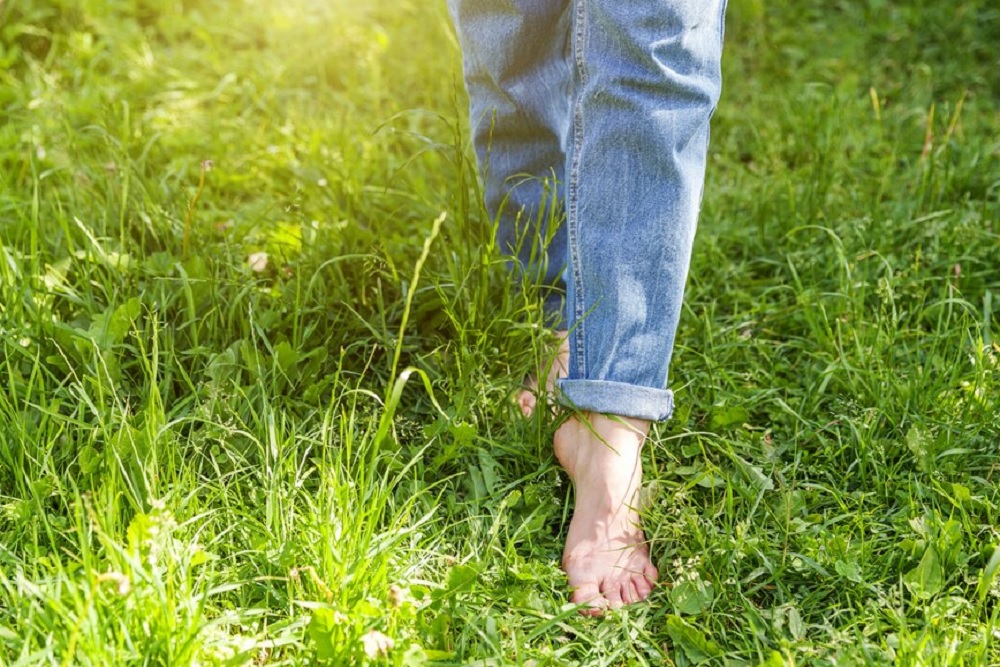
[449,0,727,422]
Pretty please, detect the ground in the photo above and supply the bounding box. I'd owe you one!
[1,0,1000,665]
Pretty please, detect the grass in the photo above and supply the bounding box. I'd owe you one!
[1,0,999,664]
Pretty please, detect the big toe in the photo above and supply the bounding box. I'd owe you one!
[570,581,607,616]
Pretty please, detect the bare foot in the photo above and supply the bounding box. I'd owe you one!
[518,331,569,417]
[554,413,658,615]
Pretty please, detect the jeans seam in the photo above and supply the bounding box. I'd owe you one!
[568,0,589,379]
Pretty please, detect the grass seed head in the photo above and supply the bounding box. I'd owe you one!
[388,584,409,608]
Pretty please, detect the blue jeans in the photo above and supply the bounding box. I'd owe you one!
[449,0,727,421]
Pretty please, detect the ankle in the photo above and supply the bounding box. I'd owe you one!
[554,411,650,482]
[578,414,650,461]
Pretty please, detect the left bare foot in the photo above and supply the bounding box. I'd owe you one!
[518,331,569,417]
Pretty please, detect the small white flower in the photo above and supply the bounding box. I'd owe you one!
[361,630,394,659]
[248,252,269,273]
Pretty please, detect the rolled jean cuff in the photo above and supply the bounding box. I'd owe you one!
[557,379,674,422]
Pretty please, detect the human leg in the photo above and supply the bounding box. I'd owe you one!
[450,0,727,613]
[447,0,572,326]
[555,0,727,611]
[559,0,728,421]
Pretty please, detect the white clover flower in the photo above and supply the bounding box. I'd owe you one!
[361,630,394,659]
[248,252,269,273]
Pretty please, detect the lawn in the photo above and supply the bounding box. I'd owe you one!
[1,0,999,665]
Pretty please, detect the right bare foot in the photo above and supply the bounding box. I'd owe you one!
[554,412,658,615]
[518,331,569,417]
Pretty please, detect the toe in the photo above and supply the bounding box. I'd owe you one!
[570,582,607,616]
[643,562,659,586]
[622,579,641,605]
[633,573,653,600]
[602,581,625,609]
[518,390,537,417]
